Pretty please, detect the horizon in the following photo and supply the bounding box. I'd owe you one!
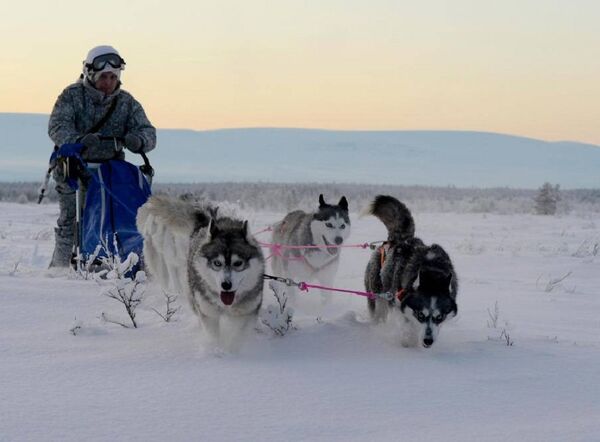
[2,113,599,188]
[2,1,600,145]
[2,111,599,147]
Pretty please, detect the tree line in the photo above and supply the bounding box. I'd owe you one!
[0,181,598,215]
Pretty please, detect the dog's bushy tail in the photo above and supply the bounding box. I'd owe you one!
[367,195,415,242]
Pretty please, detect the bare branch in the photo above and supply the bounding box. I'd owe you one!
[261,281,295,336]
[500,328,514,346]
[545,271,573,292]
[152,292,181,323]
[100,312,132,329]
[487,301,499,328]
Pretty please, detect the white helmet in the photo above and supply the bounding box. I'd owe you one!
[82,45,126,83]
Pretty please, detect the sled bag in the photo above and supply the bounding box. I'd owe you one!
[80,160,151,261]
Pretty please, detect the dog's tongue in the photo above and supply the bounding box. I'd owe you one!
[220,291,235,306]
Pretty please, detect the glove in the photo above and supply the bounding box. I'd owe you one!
[80,133,101,150]
[124,133,144,153]
[79,134,122,161]
[56,143,85,159]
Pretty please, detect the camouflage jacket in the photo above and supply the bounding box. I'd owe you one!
[48,77,156,160]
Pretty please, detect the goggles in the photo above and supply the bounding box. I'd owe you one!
[87,53,126,71]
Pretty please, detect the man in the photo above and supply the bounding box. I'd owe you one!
[48,45,156,268]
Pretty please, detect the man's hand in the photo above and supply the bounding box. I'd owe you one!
[124,133,144,153]
[79,133,123,161]
[80,133,100,150]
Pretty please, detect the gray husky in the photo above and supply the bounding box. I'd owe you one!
[364,195,458,348]
[137,195,265,350]
[271,194,351,294]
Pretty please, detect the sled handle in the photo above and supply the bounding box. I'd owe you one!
[98,136,154,178]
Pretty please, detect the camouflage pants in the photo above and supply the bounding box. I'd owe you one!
[49,166,86,268]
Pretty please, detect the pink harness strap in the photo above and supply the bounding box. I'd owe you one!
[259,241,371,262]
[258,241,370,251]
[252,226,273,236]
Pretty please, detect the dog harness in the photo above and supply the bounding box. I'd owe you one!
[378,243,389,267]
[378,243,406,302]
[396,288,406,301]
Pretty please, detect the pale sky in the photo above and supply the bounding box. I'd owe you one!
[2,0,600,144]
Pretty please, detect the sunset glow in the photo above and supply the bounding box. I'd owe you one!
[2,0,600,144]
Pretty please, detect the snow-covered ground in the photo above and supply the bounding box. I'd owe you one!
[1,201,599,441]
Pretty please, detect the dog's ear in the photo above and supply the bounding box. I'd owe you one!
[448,298,458,317]
[319,194,326,207]
[446,273,454,294]
[398,293,411,312]
[208,218,219,239]
[194,211,210,230]
[242,220,249,240]
[338,196,348,211]
[412,273,420,290]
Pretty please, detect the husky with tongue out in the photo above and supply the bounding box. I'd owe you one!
[187,214,265,348]
[137,195,265,350]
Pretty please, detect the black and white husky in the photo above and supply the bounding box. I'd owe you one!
[137,195,265,350]
[271,194,351,295]
[364,195,458,348]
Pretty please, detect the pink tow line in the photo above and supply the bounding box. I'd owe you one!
[263,274,395,302]
[297,281,377,300]
[255,221,391,301]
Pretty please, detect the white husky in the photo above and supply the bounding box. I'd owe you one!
[270,194,351,308]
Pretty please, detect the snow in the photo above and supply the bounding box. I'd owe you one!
[1,201,599,441]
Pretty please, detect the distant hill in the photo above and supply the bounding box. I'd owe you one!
[1,112,599,188]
